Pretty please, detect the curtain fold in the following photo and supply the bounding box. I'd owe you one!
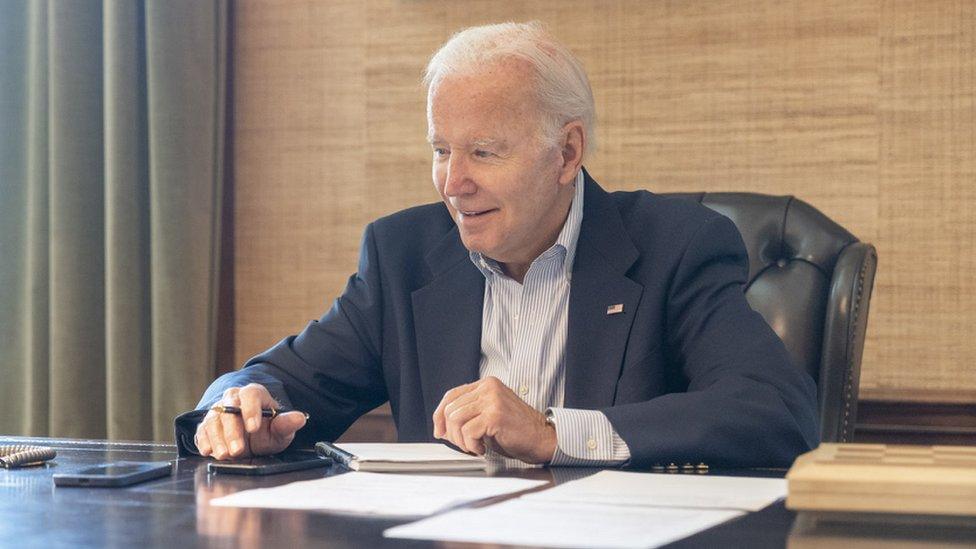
[48,0,108,439]
[145,0,227,441]
[0,0,32,434]
[104,0,152,439]
[25,0,49,436]
[0,0,227,441]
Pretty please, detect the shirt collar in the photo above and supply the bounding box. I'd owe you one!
[470,170,585,281]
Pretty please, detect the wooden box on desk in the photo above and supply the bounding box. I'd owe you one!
[786,443,976,516]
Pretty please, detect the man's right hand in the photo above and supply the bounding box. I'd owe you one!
[194,383,307,460]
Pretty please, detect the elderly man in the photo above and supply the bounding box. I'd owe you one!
[176,22,818,468]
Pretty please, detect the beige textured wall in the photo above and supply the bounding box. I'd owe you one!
[232,0,976,403]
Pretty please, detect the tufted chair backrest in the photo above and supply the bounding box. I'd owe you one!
[664,193,877,443]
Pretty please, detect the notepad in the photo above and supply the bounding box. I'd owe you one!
[315,442,487,472]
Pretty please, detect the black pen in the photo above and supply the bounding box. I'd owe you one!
[211,405,310,420]
[314,441,356,469]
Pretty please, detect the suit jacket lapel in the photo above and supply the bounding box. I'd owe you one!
[412,225,484,428]
[411,173,644,417]
[565,173,644,409]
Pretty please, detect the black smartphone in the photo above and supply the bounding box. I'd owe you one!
[53,461,173,488]
[207,451,331,476]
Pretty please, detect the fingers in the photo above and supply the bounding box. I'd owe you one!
[250,411,307,456]
[432,381,479,438]
[197,386,264,460]
[195,419,212,456]
[204,411,229,459]
[431,376,557,463]
[270,411,307,442]
[445,399,483,452]
[460,417,487,455]
[443,387,480,419]
[238,383,276,434]
[434,377,518,452]
[219,390,248,458]
[441,388,481,447]
[199,387,242,459]
[199,383,304,458]
[219,413,246,457]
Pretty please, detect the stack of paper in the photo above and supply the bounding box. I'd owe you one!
[385,499,744,549]
[525,470,787,512]
[209,471,545,517]
[385,471,788,549]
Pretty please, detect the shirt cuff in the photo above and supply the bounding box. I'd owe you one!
[546,407,631,466]
[174,409,208,457]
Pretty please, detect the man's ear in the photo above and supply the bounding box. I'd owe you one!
[558,121,585,185]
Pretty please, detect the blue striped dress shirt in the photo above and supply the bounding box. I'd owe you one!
[470,170,631,468]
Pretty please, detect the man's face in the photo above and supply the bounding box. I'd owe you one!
[427,62,570,269]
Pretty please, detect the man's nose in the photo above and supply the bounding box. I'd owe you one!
[443,154,475,197]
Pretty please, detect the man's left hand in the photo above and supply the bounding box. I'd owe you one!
[432,376,556,464]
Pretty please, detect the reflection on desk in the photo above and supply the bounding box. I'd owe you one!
[195,465,310,548]
[3,435,972,548]
[789,511,976,549]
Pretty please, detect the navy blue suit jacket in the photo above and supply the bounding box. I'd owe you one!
[177,172,819,467]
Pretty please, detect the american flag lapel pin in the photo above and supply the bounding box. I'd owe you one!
[606,303,624,315]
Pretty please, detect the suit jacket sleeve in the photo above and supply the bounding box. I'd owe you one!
[174,223,388,454]
[602,214,819,468]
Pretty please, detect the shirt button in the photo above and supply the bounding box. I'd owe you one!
[586,439,597,451]
[518,385,529,396]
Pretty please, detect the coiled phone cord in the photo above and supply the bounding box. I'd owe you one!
[0,445,57,468]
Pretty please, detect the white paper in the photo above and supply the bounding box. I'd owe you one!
[524,470,786,512]
[209,471,545,517]
[385,499,744,549]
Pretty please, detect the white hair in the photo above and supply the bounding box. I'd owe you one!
[423,21,597,155]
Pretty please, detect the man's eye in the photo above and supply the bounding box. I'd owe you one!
[433,148,449,157]
[473,149,493,158]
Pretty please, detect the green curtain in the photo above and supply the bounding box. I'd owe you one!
[0,0,227,441]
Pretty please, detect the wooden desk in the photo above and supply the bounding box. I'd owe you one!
[4,435,957,548]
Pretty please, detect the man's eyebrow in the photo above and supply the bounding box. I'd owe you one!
[472,138,502,148]
[425,136,503,148]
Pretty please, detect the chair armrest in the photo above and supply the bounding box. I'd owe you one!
[819,242,878,442]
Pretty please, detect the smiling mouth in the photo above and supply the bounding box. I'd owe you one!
[459,208,497,217]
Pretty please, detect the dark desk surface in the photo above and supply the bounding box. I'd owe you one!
[3,436,968,548]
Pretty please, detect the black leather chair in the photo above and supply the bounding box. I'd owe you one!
[665,193,877,443]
